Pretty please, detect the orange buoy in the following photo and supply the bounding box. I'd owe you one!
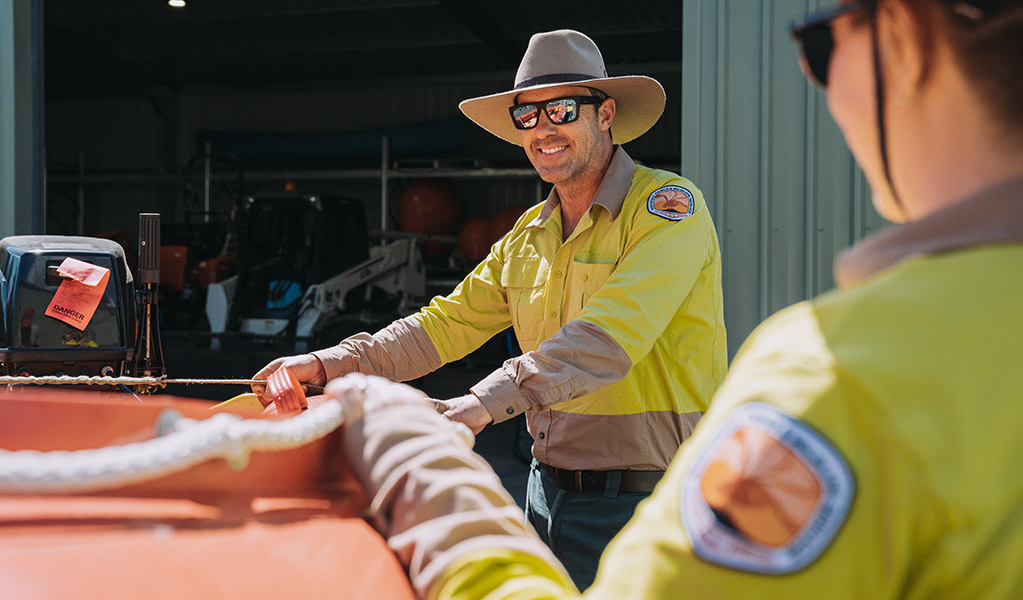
[397,179,460,235]
[458,216,494,263]
[490,204,529,243]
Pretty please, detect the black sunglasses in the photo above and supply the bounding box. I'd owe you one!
[509,96,605,130]
[789,2,866,88]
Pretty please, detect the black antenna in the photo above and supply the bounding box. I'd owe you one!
[128,213,166,380]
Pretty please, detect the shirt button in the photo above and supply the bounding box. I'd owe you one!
[506,407,514,415]
[581,274,589,282]
[549,311,557,319]
[554,270,562,278]
[538,432,545,439]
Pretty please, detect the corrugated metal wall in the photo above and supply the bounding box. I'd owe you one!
[682,0,888,357]
[1,0,44,238]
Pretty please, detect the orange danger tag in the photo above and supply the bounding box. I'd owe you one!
[44,257,111,331]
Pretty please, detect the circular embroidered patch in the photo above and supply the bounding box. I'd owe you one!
[679,402,855,574]
[647,185,695,221]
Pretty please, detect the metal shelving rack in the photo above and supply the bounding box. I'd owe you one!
[47,136,544,237]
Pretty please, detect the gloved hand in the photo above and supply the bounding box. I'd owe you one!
[434,393,494,435]
[252,354,327,406]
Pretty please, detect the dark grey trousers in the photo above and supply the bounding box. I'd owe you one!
[525,459,650,591]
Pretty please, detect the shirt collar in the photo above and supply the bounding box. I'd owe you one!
[527,147,636,227]
[835,174,1023,289]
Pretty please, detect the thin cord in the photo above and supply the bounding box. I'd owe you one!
[0,375,264,386]
[871,3,907,218]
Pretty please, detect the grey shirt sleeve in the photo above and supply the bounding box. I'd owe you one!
[311,315,444,382]
[471,320,632,424]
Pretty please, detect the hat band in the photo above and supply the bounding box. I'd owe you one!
[514,72,603,90]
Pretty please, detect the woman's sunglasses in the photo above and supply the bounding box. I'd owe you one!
[509,96,605,130]
[790,1,990,88]
[789,2,865,88]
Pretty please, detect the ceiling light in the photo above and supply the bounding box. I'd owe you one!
[168,0,186,7]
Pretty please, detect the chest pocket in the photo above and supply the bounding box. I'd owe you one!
[501,256,547,350]
[568,259,616,321]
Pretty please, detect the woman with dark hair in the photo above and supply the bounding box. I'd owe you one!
[316,2,1023,598]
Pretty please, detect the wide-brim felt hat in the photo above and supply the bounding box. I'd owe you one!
[459,29,666,146]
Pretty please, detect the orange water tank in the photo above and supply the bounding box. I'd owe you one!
[0,387,415,600]
[398,179,460,235]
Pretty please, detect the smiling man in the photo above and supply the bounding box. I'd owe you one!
[254,29,727,589]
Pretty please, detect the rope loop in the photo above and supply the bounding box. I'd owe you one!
[0,399,345,494]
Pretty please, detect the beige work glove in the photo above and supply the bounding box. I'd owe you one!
[327,373,565,597]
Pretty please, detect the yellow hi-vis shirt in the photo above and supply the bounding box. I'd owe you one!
[585,248,1023,599]
[428,178,1023,599]
[415,148,727,471]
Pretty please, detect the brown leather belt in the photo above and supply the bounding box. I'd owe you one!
[540,462,664,494]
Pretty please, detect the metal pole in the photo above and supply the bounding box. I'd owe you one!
[77,149,85,235]
[129,213,166,379]
[203,141,212,223]
[380,135,390,242]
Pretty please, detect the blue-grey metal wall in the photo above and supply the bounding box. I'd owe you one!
[681,0,888,358]
[0,0,45,237]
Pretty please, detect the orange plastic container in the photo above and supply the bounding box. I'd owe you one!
[160,245,189,291]
[0,387,414,600]
[197,255,235,286]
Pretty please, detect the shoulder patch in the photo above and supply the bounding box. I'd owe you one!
[679,402,854,575]
[647,185,695,221]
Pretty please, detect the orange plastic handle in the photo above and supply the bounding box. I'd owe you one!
[267,365,309,414]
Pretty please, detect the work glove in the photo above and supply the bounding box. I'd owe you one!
[327,373,567,597]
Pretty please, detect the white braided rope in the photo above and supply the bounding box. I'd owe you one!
[0,399,345,494]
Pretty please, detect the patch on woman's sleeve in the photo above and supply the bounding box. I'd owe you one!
[647,185,695,221]
[679,402,854,574]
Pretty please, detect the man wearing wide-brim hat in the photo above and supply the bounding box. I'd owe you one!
[255,29,726,589]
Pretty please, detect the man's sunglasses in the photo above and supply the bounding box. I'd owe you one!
[509,96,605,130]
[789,2,865,88]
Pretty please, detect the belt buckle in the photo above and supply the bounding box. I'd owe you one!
[574,470,583,492]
